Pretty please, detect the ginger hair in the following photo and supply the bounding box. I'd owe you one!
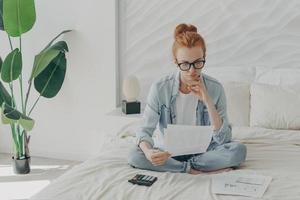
[172,23,206,61]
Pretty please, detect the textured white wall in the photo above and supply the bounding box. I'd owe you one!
[119,0,300,104]
[1,0,300,161]
[0,0,118,160]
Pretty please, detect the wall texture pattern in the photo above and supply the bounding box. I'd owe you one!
[119,0,300,103]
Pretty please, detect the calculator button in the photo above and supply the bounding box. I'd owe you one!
[138,175,144,180]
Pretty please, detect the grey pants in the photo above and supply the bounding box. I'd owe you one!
[127,142,247,173]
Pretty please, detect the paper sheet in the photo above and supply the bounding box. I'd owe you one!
[212,173,272,198]
[164,124,213,156]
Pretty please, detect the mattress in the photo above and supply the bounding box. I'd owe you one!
[30,126,300,200]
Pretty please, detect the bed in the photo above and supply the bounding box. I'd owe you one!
[32,0,300,198]
[30,126,300,200]
[31,51,300,200]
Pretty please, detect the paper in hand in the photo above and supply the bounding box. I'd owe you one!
[164,124,213,156]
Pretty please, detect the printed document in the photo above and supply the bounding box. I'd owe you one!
[164,124,213,156]
[212,173,272,198]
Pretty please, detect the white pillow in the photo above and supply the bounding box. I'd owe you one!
[250,83,300,130]
[255,67,300,85]
[116,81,250,135]
[222,82,250,126]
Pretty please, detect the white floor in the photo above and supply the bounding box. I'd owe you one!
[0,153,80,200]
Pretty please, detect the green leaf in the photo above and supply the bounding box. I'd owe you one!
[3,0,36,37]
[0,0,4,31]
[19,116,34,132]
[1,103,35,131]
[34,52,66,98]
[1,48,22,83]
[30,41,69,81]
[3,104,19,120]
[50,41,69,53]
[0,81,12,106]
[0,56,3,71]
[1,110,11,124]
[30,49,60,80]
[41,30,71,52]
[29,30,70,80]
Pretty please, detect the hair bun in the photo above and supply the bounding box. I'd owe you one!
[174,23,197,38]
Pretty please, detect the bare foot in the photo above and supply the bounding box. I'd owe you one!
[189,167,232,175]
[189,168,204,175]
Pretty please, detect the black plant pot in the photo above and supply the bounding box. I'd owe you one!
[12,156,31,174]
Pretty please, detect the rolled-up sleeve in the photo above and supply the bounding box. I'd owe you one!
[135,83,160,147]
[212,85,232,145]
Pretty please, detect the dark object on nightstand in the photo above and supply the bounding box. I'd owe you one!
[122,100,141,114]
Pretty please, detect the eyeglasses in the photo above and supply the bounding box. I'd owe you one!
[176,58,206,71]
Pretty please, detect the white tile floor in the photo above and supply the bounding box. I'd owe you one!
[0,153,80,200]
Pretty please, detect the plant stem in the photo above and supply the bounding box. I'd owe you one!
[19,35,22,51]
[9,83,16,108]
[28,95,41,116]
[19,75,25,113]
[17,124,24,158]
[18,36,30,158]
[10,124,20,158]
[7,34,13,51]
[24,131,30,157]
[7,35,20,158]
[18,36,25,114]
[6,34,17,108]
[8,84,18,142]
[24,81,32,112]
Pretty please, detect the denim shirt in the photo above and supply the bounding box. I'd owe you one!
[136,69,232,150]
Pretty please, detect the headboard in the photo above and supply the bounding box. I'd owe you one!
[118,0,300,105]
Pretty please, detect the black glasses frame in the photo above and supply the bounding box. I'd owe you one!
[176,59,206,71]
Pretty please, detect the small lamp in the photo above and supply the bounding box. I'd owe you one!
[122,75,141,114]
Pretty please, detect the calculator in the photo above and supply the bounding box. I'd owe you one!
[128,174,157,186]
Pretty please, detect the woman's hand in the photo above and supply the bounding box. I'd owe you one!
[187,74,209,103]
[186,74,223,131]
[144,149,171,166]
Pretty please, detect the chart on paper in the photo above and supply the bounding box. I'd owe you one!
[212,173,272,198]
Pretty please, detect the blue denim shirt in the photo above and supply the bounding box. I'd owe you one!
[136,69,232,150]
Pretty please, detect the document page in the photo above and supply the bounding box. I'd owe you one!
[212,173,272,198]
[164,124,213,156]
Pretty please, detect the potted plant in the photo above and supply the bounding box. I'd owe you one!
[0,0,70,174]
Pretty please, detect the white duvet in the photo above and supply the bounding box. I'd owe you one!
[31,127,300,200]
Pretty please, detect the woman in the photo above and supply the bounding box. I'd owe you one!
[128,23,247,174]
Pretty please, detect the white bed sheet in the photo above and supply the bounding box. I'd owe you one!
[30,127,300,200]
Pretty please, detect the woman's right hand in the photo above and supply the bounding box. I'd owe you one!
[144,149,171,166]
